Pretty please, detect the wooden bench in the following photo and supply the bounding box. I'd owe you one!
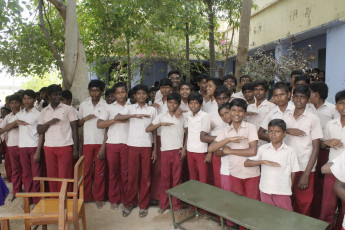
[166,180,329,230]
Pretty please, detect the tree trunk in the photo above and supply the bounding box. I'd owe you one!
[206,0,216,77]
[126,38,132,89]
[185,23,190,83]
[235,0,252,91]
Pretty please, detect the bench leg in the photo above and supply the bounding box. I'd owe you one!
[1,219,10,230]
[168,194,177,229]
[220,217,224,230]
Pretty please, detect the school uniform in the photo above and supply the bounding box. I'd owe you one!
[152,112,186,210]
[283,109,323,216]
[0,113,20,195]
[330,151,345,230]
[0,119,11,182]
[38,103,78,192]
[99,102,129,205]
[246,99,275,146]
[319,118,345,229]
[78,98,107,202]
[202,99,218,113]
[179,101,190,113]
[215,121,260,200]
[15,108,41,203]
[249,143,300,211]
[185,110,210,184]
[231,91,245,100]
[119,103,157,209]
[260,103,295,131]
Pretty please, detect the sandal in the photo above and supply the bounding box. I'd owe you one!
[110,203,118,210]
[122,204,134,217]
[139,209,148,218]
[158,208,168,214]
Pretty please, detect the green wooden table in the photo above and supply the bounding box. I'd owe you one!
[166,180,329,230]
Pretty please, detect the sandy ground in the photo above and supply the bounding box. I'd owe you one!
[0,162,221,230]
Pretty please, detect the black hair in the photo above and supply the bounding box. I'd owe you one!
[222,74,237,86]
[179,82,194,91]
[133,84,149,95]
[207,77,222,87]
[46,84,62,95]
[149,86,159,93]
[88,79,105,91]
[1,107,11,113]
[105,88,115,97]
[290,69,304,77]
[295,74,310,85]
[39,87,47,93]
[113,82,128,92]
[9,94,22,103]
[196,73,209,83]
[229,98,247,112]
[253,79,269,91]
[61,90,72,100]
[167,92,181,105]
[268,119,287,132]
[22,89,37,99]
[309,82,328,101]
[240,74,251,83]
[312,68,321,74]
[214,85,231,99]
[242,82,254,91]
[335,90,345,103]
[159,78,173,88]
[272,82,289,94]
[218,102,231,113]
[168,70,181,78]
[188,92,203,104]
[293,85,311,98]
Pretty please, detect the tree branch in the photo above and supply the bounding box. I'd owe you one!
[47,0,66,21]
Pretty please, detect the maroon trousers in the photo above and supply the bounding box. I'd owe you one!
[319,174,345,230]
[229,175,260,200]
[106,143,128,204]
[44,146,73,192]
[4,142,12,182]
[151,137,161,201]
[212,154,221,188]
[159,149,183,210]
[126,146,152,209]
[19,147,41,203]
[83,144,106,202]
[260,192,293,211]
[292,171,315,216]
[187,151,209,184]
[8,146,22,195]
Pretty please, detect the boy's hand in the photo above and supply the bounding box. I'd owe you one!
[152,103,160,109]
[298,173,310,190]
[287,128,306,137]
[33,149,41,162]
[204,152,212,163]
[49,118,60,125]
[223,146,231,155]
[160,122,174,127]
[72,148,79,160]
[246,112,259,116]
[174,108,183,118]
[16,120,29,126]
[83,114,96,121]
[97,147,106,160]
[134,114,150,119]
[179,148,186,160]
[227,136,247,143]
[263,160,281,167]
[324,139,343,149]
[151,149,157,163]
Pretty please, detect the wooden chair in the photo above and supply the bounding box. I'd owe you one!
[16,156,86,230]
[0,180,68,230]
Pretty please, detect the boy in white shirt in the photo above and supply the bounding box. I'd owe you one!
[146,92,186,214]
[0,106,11,182]
[78,80,107,208]
[179,82,193,113]
[245,119,300,211]
[202,77,222,113]
[115,84,158,218]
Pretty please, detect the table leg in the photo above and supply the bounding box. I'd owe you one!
[168,194,177,229]
[220,217,224,230]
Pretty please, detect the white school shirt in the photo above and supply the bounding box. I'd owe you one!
[15,107,40,148]
[202,99,218,113]
[154,90,163,104]
[249,143,300,195]
[330,150,345,228]
[99,102,129,145]
[119,103,157,147]
[0,113,19,147]
[155,100,168,136]
[0,118,8,143]
[324,118,345,162]
[307,101,340,135]
[185,110,210,153]
[180,101,190,113]
[232,91,245,100]
[260,102,295,131]
[78,99,107,145]
[152,112,186,151]
[283,109,323,172]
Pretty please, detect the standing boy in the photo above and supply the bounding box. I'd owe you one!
[222,74,237,95]
[242,82,255,105]
[179,82,193,113]
[146,92,186,214]
[0,95,21,201]
[98,82,129,210]
[203,77,222,113]
[0,106,11,182]
[245,119,300,211]
[114,84,157,218]
[232,75,251,99]
[37,84,79,192]
[78,80,107,207]
[283,85,323,216]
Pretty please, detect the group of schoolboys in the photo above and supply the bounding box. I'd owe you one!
[1,70,345,230]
